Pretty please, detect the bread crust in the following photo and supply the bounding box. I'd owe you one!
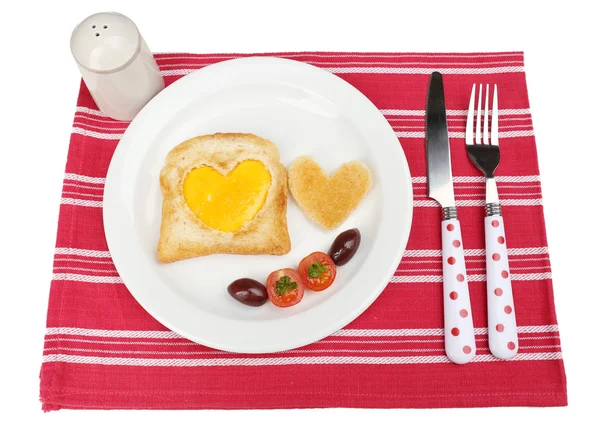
[288,156,372,230]
[157,133,291,263]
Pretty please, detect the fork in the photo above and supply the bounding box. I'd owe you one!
[466,84,518,360]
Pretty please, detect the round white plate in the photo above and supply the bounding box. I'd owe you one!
[103,57,413,353]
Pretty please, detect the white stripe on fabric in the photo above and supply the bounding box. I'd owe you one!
[45,338,195,346]
[73,122,126,132]
[47,345,560,353]
[61,195,542,209]
[517,325,561,333]
[403,247,548,257]
[51,273,122,283]
[63,183,105,191]
[334,325,559,337]
[412,184,541,191]
[61,191,103,199]
[55,265,545,276]
[153,53,523,60]
[74,113,129,125]
[398,265,550,273]
[44,347,449,355]
[64,173,106,184]
[43,335,560,346]
[46,325,558,339]
[51,246,547,261]
[159,61,524,68]
[75,106,531,123]
[492,130,535,138]
[61,173,541,187]
[51,271,551,284]
[72,106,530,121]
[381,109,530,116]
[43,337,442,346]
[518,345,562,350]
[389,272,552,283]
[388,116,532,122]
[72,127,122,140]
[487,184,542,189]
[60,198,103,207]
[396,266,550,274]
[46,327,184,338]
[160,66,525,77]
[495,124,534,130]
[320,335,559,344]
[53,267,118,274]
[493,257,550,263]
[452,193,538,198]
[42,352,561,366]
[390,124,534,130]
[396,130,534,139]
[399,258,549,266]
[71,107,530,123]
[55,248,111,258]
[54,258,115,265]
[71,127,536,140]
[75,106,106,117]
[413,198,542,207]
[410,175,540,184]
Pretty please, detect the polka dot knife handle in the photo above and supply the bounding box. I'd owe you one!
[442,219,476,364]
[485,216,518,359]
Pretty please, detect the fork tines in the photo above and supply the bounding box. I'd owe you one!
[466,84,498,146]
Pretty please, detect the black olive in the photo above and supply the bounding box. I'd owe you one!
[328,228,361,266]
[227,278,268,307]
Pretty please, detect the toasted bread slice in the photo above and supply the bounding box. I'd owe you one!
[158,133,291,263]
[288,156,372,230]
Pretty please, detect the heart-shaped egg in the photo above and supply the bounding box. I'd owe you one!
[288,156,372,230]
[183,160,271,232]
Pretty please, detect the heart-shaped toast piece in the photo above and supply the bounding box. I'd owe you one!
[183,160,271,233]
[158,133,290,263]
[288,156,372,230]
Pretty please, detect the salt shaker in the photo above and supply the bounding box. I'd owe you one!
[70,12,165,121]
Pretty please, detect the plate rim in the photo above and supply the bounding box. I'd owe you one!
[103,56,414,353]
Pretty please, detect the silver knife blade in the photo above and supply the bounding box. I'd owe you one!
[426,72,455,209]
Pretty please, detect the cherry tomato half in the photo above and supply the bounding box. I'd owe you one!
[266,268,305,307]
[298,252,337,291]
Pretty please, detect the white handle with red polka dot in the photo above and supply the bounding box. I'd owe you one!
[485,216,518,359]
[442,219,476,364]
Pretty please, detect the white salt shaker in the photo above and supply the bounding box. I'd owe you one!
[70,12,165,121]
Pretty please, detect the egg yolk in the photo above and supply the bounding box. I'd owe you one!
[183,160,271,232]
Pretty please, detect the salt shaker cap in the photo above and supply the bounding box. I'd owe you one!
[70,12,141,73]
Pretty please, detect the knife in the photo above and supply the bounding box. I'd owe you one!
[426,72,476,364]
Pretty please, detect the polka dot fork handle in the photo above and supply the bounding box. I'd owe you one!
[442,218,476,364]
[485,215,518,359]
[465,83,518,360]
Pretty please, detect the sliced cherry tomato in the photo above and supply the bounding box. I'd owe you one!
[266,268,305,308]
[298,252,337,291]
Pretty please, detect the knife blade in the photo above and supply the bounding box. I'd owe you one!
[425,71,476,365]
[426,71,455,209]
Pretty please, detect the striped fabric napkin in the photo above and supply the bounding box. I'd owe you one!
[40,51,567,410]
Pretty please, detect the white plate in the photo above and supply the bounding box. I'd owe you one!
[103,57,413,353]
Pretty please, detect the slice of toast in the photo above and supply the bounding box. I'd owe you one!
[158,133,291,263]
[288,156,372,230]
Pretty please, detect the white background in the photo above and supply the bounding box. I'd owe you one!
[1,0,598,435]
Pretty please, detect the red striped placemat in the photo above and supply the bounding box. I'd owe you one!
[40,51,567,410]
